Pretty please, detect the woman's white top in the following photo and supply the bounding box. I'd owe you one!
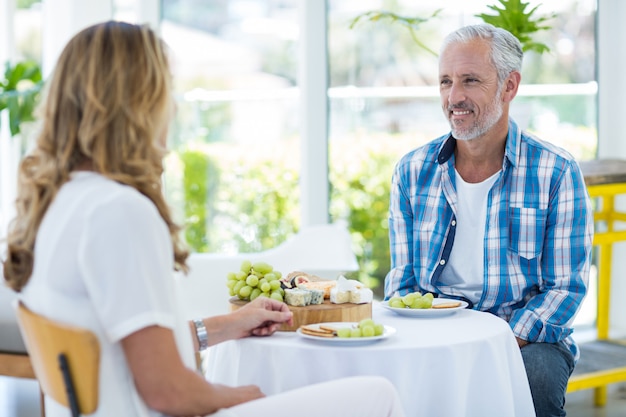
[19,171,195,417]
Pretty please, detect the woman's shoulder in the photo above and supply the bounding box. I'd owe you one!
[66,172,160,223]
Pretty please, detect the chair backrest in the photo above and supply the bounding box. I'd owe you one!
[15,301,100,415]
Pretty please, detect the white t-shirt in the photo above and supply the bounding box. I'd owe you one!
[438,169,500,304]
[19,171,195,417]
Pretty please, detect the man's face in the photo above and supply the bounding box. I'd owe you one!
[439,39,505,141]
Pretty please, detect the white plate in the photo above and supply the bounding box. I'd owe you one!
[296,322,396,345]
[380,298,469,317]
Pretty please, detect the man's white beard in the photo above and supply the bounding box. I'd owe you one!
[449,87,504,141]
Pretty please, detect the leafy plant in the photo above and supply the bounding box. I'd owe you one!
[0,60,43,137]
[476,0,555,54]
[349,10,442,57]
[350,1,555,57]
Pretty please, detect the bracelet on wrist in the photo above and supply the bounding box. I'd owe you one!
[193,318,209,351]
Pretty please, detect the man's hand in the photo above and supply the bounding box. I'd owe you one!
[516,337,529,348]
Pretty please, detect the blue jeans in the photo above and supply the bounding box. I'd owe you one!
[520,342,575,417]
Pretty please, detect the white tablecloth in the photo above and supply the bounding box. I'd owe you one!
[206,302,536,417]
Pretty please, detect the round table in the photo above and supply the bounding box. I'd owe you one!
[205,302,536,417]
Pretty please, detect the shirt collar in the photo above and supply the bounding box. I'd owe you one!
[436,118,521,170]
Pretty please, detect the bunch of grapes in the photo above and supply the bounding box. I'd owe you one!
[226,260,285,302]
[388,291,434,309]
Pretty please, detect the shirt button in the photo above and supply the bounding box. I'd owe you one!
[439,259,446,265]
[451,220,456,226]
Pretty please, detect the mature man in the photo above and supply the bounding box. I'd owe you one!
[384,24,593,417]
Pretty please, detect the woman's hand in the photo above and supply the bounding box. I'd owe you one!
[202,296,293,345]
[234,296,294,337]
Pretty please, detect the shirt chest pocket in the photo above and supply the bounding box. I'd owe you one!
[508,207,547,260]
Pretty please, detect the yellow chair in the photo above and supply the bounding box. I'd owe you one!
[567,159,626,406]
[15,301,100,417]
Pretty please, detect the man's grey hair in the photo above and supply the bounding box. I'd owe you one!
[441,24,523,84]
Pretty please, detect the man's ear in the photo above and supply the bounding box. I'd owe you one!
[503,71,521,103]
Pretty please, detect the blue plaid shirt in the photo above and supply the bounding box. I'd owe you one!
[385,118,593,359]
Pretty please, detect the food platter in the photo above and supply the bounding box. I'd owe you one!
[380,298,469,317]
[296,322,396,345]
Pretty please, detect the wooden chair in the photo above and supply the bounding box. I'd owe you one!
[15,301,100,417]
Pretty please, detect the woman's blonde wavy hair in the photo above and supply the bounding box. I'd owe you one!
[3,21,188,292]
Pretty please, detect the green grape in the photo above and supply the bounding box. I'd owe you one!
[359,318,375,328]
[240,260,252,274]
[361,325,375,337]
[374,324,384,336]
[260,282,271,293]
[401,293,418,305]
[252,270,264,278]
[337,328,352,338]
[235,271,247,281]
[274,270,282,279]
[227,272,237,281]
[269,280,281,290]
[410,297,431,309]
[226,279,237,289]
[270,291,283,302]
[350,328,362,338]
[389,299,405,308]
[250,288,262,301]
[423,292,434,301]
[233,280,246,296]
[246,275,259,287]
[252,262,273,274]
[239,285,253,299]
[265,272,278,281]
[228,287,236,296]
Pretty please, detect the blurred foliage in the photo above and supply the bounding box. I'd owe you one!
[329,137,404,298]
[169,120,595,298]
[349,10,443,57]
[165,140,300,255]
[0,60,42,137]
[476,0,555,54]
[168,133,415,298]
[181,150,219,252]
[17,0,40,9]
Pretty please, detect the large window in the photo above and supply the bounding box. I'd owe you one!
[160,0,302,254]
[0,1,599,315]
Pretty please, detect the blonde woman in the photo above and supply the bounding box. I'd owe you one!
[3,21,405,417]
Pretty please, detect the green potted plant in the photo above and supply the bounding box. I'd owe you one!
[476,0,555,54]
[0,59,43,138]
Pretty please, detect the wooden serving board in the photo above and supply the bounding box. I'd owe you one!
[229,298,372,332]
